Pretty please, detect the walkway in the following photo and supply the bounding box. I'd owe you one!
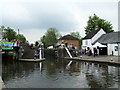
[65,55,120,66]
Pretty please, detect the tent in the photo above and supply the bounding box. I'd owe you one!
[92,42,107,48]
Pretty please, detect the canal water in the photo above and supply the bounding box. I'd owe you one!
[2,55,120,88]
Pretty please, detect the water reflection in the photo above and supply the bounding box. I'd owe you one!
[2,56,120,88]
[39,62,42,72]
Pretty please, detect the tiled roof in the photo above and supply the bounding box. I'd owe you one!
[83,28,100,39]
[93,31,120,44]
[59,35,79,40]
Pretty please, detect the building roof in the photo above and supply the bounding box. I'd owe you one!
[58,35,79,40]
[83,28,100,39]
[93,31,120,44]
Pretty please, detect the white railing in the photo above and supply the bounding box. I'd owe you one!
[64,46,73,69]
[65,47,72,58]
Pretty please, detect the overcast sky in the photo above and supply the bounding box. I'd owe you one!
[0,0,119,43]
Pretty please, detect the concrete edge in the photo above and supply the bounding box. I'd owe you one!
[19,58,45,62]
[64,57,120,66]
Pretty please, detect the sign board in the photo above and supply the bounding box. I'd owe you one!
[0,42,14,50]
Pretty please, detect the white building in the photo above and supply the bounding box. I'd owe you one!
[82,28,106,54]
[95,31,120,56]
[82,29,120,56]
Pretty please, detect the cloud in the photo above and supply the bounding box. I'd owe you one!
[2,2,32,28]
[1,0,119,3]
[21,28,46,43]
[1,0,118,43]
[3,4,31,21]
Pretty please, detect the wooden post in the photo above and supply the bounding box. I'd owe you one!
[39,47,42,59]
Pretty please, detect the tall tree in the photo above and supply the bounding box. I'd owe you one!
[4,27,17,41]
[85,14,114,34]
[70,32,82,49]
[41,28,61,48]
[16,34,26,42]
[70,32,81,39]
[0,26,27,42]
[0,26,5,38]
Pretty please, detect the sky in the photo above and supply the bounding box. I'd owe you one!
[0,0,119,43]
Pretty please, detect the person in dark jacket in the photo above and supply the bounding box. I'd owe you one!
[93,48,97,57]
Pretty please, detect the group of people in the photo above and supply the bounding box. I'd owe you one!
[0,38,25,47]
[34,48,40,59]
[68,45,99,57]
[60,42,84,57]
[29,43,43,60]
[84,47,99,57]
[0,38,21,49]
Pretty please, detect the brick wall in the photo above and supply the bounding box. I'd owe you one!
[59,40,79,49]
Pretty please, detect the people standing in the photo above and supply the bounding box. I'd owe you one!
[86,47,92,56]
[97,46,99,56]
[65,41,68,47]
[34,48,40,60]
[93,48,97,57]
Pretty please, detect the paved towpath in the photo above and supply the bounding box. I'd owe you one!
[65,55,120,65]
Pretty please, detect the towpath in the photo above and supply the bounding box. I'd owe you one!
[65,55,120,65]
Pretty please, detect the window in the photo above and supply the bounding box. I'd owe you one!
[114,46,118,51]
[86,41,88,45]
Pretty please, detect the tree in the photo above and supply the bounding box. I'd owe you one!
[70,32,82,49]
[35,41,39,47]
[70,32,81,39]
[85,14,114,34]
[16,34,26,42]
[3,27,17,41]
[0,26,27,42]
[0,26,5,38]
[41,28,61,48]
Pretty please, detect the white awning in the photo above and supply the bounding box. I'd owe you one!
[93,42,107,48]
[47,46,53,49]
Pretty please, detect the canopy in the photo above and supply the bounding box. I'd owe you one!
[47,45,53,49]
[92,42,107,48]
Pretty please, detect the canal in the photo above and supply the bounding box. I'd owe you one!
[2,55,120,88]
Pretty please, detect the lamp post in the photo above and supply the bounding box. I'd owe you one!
[18,29,19,35]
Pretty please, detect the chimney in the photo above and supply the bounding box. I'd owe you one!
[95,25,99,30]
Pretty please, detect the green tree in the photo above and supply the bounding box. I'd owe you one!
[70,32,81,39]
[0,26,27,42]
[4,27,17,41]
[70,32,82,49]
[0,26,5,38]
[35,41,39,47]
[85,14,114,34]
[41,28,61,48]
[16,34,26,42]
